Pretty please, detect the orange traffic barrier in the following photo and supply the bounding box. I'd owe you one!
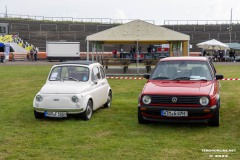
[37,52,46,59]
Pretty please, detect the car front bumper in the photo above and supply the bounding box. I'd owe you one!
[33,93,90,114]
[34,107,84,114]
[138,105,217,123]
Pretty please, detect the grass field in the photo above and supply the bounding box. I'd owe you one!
[0,64,239,160]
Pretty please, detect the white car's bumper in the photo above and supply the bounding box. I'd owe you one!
[33,94,87,114]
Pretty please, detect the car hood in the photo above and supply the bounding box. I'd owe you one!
[39,82,91,94]
[142,80,213,96]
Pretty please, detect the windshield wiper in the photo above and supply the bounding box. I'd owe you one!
[152,76,170,80]
[54,77,63,81]
[173,77,190,80]
[190,78,208,81]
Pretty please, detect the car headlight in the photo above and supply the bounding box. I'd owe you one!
[142,95,151,105]
[36,95,43,102]
[199,96,209,106]
[72,96,79,103]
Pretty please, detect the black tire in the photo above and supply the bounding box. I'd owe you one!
[138,109,149,124]
[34,110,44,119]
[81,100,93,121]
[209,106,220,127]
[104,91,112,108]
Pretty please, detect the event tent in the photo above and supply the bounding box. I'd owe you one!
[86,19,190,61]
[225,43,240,50]
[196,39,229,50]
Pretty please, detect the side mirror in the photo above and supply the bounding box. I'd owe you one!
[143,74,150,79]
[216,74,224,80]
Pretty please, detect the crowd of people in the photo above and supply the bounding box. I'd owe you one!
[28,47,38,62]
[13,35,40,62]
[203,49,238,62]
[112,45,154,58]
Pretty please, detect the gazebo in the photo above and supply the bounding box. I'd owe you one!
[86,19,190,61]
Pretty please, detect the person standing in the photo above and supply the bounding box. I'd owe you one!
[132,46,136,53]
[229,49,234,62]
[120,48,123,58]
[203,50,207,56]
[233,50,236,62]
[218,50,224,62]
[30,48,34,62]
[33,47,38,62]
[147,45,152,53]
[112,49,117,58]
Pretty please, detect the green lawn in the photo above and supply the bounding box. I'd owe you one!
[0,65,239,160]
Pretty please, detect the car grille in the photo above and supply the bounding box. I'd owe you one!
[151,95,200,104]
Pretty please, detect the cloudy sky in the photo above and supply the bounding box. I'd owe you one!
[0,0,239,25]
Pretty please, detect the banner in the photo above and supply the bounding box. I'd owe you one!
[0,35,13,43]
[172,41,182,56]
[4,43,10,61]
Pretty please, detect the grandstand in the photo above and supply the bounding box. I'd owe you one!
[1,14,240,53]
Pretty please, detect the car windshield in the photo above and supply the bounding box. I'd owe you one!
[150,60,213,81]
[49,66,89,82]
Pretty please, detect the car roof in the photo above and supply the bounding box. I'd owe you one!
[58,61,97,65]
[160,56,208,62]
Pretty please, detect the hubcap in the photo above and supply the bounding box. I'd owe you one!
[86,103,92,118]
[107,96,111,107]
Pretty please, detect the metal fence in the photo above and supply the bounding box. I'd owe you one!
[0,13,155,24]
[164,20,240,25]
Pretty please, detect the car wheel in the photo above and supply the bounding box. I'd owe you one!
[34,110,44,119]
[104,91,112,108]
[138,109,149,124]
[81,100,93,120]
[209,106,220,127]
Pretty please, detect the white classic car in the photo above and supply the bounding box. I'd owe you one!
[33,61,112,120]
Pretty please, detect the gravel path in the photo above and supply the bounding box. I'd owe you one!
[0,60,239,75]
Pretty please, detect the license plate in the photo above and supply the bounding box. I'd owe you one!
[161,110,188,117]
[45,111,67,118]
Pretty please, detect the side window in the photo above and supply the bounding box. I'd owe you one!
[100,66,106,79]
[50,67,60,80]
[92,67,101,81]
[91,71,95,82]
[208,60,216,75]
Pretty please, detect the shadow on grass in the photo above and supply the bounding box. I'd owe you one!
[141,121,211,129]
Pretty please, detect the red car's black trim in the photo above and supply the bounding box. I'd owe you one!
[138,105,217,120]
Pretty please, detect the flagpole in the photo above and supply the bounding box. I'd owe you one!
[230,8,232,43]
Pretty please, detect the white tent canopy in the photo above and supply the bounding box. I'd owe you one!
[196,39,230,50]
[86,19,190,43]
[85,19,190,60]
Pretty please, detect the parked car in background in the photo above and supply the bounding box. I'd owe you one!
[33,61,112,120]
[138,57,224,126]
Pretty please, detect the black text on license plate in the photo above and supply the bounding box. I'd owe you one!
[161,110,188,117]
[45,111,67,118]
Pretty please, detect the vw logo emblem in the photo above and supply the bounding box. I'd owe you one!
[172,97,178,103]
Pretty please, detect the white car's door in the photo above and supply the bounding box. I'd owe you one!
[99,66,109,99]
[91,66,105,109]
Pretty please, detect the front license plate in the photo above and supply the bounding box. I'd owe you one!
[45,111,67,118]
[161,110,188,117]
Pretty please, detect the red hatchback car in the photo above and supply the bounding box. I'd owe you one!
[138,57,224,126]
